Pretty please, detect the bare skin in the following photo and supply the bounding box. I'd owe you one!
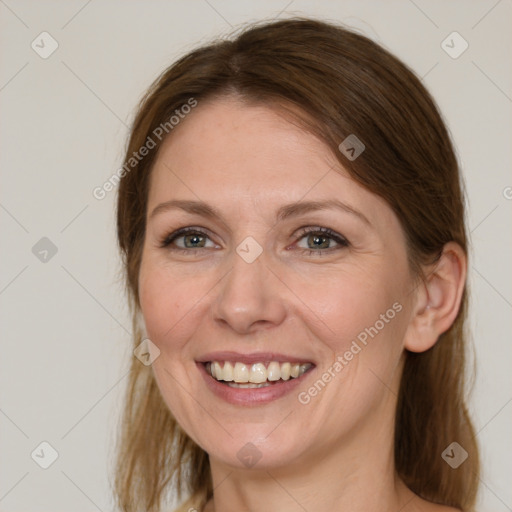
[138,96,466,512]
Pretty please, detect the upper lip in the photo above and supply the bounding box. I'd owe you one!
[196,351,315,365]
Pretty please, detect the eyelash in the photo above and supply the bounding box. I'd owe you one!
[159,226,349,256]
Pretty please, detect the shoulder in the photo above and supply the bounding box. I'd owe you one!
[401,495,463,512]
[416,503,462,512]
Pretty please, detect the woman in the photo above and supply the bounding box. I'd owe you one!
[113,18,479,512]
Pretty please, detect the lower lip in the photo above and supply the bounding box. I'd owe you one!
[196,362,314,406]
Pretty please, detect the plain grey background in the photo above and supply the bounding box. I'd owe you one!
[1,1,511,511]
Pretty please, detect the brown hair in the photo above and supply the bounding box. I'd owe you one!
[114,17,479,512]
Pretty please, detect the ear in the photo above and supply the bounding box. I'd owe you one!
[404,242,467,353]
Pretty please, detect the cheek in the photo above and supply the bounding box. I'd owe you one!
[138,263,211,439]
[294,266,405,354]
[138,262,196,349]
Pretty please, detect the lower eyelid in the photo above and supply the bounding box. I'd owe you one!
[295,238,347,253]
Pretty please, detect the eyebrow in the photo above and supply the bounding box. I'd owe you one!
[149,198,371,226]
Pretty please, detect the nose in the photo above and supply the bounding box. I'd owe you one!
[211,249,287,335]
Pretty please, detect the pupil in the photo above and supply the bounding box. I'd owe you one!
[185,234,204,248]
[310,234,328,249]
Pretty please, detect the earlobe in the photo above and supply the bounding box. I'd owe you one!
[404,242,467,353]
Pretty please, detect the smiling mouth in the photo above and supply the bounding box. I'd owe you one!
[204,361,314,388]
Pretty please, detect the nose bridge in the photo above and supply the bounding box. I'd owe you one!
[211,243,287,334]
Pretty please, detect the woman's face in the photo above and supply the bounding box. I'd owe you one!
[138,97,418,470]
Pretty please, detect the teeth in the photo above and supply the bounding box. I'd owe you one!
[213,362,222,379]
[206,361,312,384]
[234,362,249,383]
[249,363,267,383]
[223,361,234,381]
[280,362,291,381]
[267,361,281,381]
[227,382,272,388]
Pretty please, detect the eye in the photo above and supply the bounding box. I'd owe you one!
[159,225,349,256]
[159,227,217,252]
[294,226,349,255]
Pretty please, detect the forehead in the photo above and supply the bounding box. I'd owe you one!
[153,98,336,180]
[147,97,390,226]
